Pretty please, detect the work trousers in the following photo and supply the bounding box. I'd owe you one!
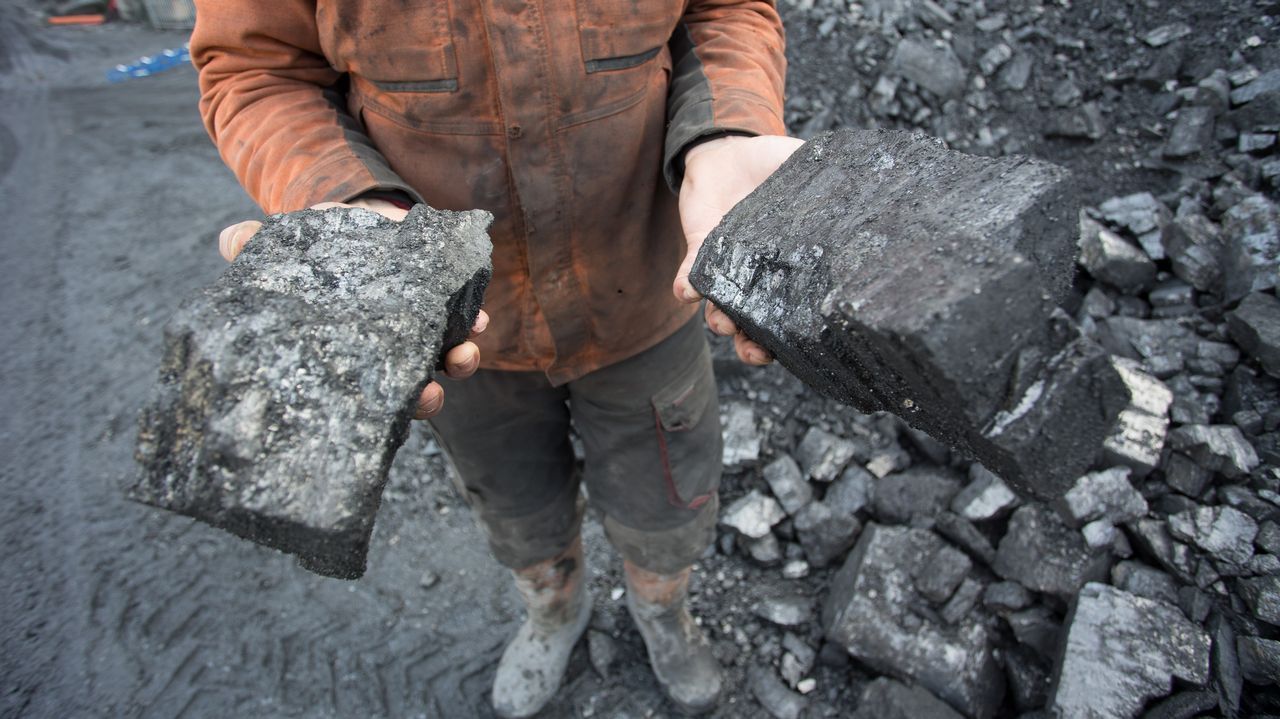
[429,316,723,574]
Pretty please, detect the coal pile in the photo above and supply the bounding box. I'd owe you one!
[689,1,1280,717]
[133,206,492,579]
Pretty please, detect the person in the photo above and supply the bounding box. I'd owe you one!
[192,1,802,715]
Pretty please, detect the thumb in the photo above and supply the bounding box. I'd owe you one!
[219,220,262,262]
[673,231,705,304]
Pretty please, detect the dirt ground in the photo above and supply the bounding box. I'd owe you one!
[2,1,1277,718]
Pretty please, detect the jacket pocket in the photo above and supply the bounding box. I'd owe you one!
[574,0,679,74]
[316,1,458,92]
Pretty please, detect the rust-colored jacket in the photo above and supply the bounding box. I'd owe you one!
[191,0,787,384]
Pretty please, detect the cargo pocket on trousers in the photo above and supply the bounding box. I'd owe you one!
[650,355,721,510]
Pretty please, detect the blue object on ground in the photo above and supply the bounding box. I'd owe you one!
[106,44,190,83]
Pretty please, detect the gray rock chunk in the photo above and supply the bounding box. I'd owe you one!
[793,500,861,568]
[795,426,862,481]
[1167,505,1258,566]
[1045,102,1107,141]
[1101,359,1173,476]
[823,523,1005,718]
[1049,583,1211,719]
[754,595,814,628]
[892,39,967,99]
[1111,560,1180,605]
[872,466,963,524]
[762,455,814,515]
[1059,466,1148,527]
[1230,68,1280,105]
[132,206,493,579]
[1098,192,1171,260]
[689,129,1127,502]
[587,630,619,679]
[1168,424,1260,478]
[826,464,872,515]
[721,401,762,468]
[1237,574,1280,625]
[994,505,1111,599]
[1227,291,1280,378]
[951,464,1019,522]
[1007,605,1061,659]
[983,581,1032,613]
[940,577,985,625]
[1128,518,1197,583]
[1143,23,1192,47]
[1163,105,1216,159]
[1221,194,1280,302]
[1164,452,1213,497]
[852,678,963,719]
[935,511,998,566]
[721,489,786,539]
[914,543,973,604]
[1078,214,1157,290]
[1166,210,1224,293]
[1237,635,1280,685]
[748,664,807,719]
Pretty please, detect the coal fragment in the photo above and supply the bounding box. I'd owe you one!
[1167,505,1258,566]
[722,401,762,468]
[721,490,786,539]
[1237,574,1280,625]
[851,677,963,719]
[754,595,813,628]
[1163,105,1216,159]
[983,581,1033,613]
[1078,214,1157,290]
[1237,635,1280,686]
[914,543,973,604]
[823,524,1004,718]
[1098,192,1172,260]
[892,38,967,99]
[872,466,962,524]
[762,455,814,515]
[1045,102,1107,141]
[1221,195,1279,302]
[1049,584,1211,719]
[950,464,1018,522]
[994,505,1111,599]
[1059,466,1148,527]
[689,129,1126,502]
[1140,690,1221,719]
[1111,560,1180,605]
[1102,359,1173,476]
[749,664,807,719]
[793,499,861,568]
[132,206,493,579]
[796,426,862,482]
[1227,291,1280,378]
[934,511,998,566]
[1168,425,1260,478]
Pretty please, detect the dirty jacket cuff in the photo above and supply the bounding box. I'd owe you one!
[280,153,426,211]
[663,93,788,193]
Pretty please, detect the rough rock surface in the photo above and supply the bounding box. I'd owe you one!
[1227,291,1280,378]
[133,206,493,579]
[690,128,1128,501]
[1049,583,1210,719]
[823,523,1004,718]
[851,677,963,719]
[994,505,1111,599]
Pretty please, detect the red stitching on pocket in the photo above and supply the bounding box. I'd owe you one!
[654,407,684,507]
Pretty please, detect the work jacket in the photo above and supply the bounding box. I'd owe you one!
[191,0,787,384]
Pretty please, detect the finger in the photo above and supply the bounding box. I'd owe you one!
[704,302,738,337]
[414,382,445,419]
[672,241,704,304]
[443,341,480,379]
[309,201,348,210]
[468,310,489,339]
[734,332,773,366]
[218,220,262,262]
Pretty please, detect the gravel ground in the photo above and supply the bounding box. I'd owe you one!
[2,1,1278,718]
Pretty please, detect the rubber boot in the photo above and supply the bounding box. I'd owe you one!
[491,535,592,719]
[624,561,723,714]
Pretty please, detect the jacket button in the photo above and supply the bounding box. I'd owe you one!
[507,125,523,139]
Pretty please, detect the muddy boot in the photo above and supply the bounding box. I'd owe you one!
[491,535,592,719]
[624,561,723,714]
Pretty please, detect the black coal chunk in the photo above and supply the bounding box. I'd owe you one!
[133,206,493,579]
[689,129,1127,501]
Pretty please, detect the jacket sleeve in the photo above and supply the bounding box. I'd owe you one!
[664,0,789,191]
[190,0,423,213]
